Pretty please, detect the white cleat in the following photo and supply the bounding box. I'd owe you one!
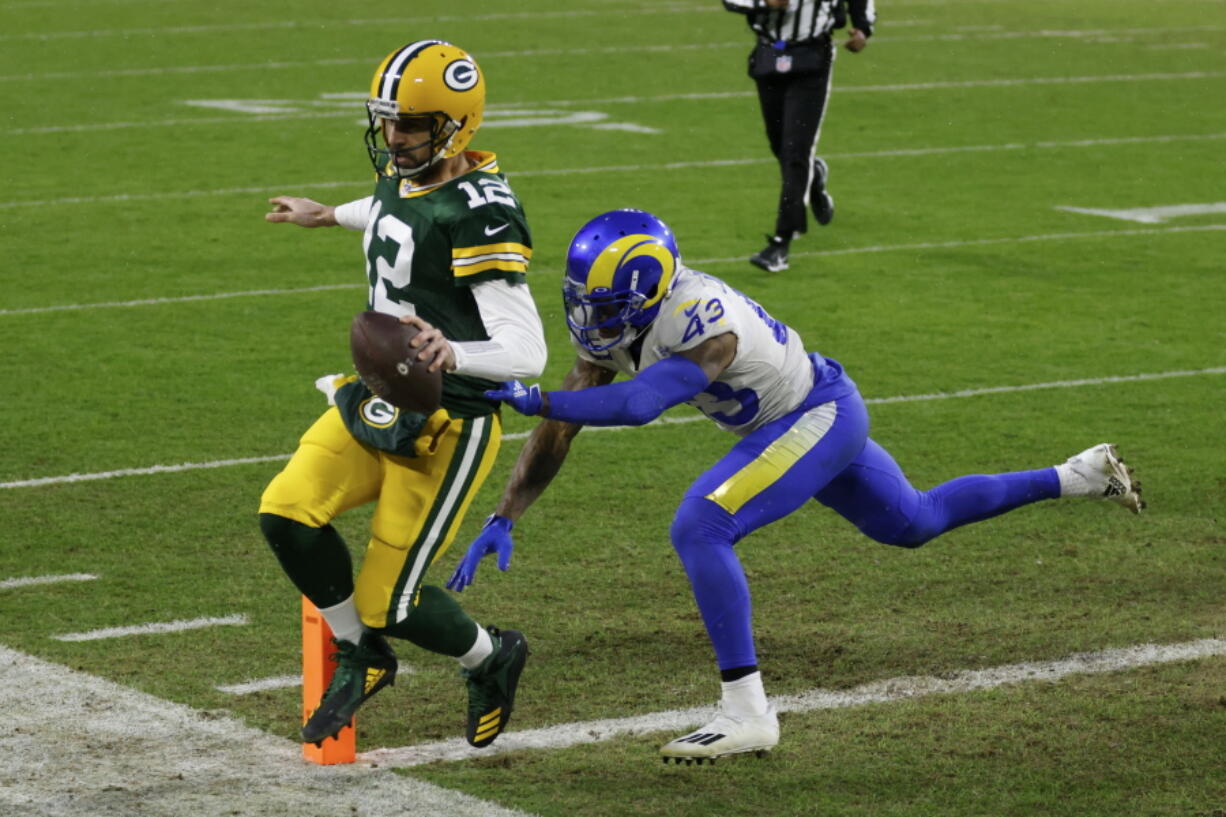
[1063,443,1145,514]
[660,707,779,765]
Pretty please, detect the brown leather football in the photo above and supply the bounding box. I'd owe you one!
[349,311,442,414]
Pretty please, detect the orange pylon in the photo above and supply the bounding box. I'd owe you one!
[301,597,356,764]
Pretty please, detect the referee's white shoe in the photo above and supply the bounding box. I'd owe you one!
[660,707,779,765]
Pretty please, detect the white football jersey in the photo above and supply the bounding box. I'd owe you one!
[575,267,815,435]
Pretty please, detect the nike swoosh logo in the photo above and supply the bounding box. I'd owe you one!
[484,223,510,237]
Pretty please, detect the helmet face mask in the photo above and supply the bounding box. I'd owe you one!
[364,110,455,179]
[364,40,484,180]
[563,210,680,354]
[563,285,649,353]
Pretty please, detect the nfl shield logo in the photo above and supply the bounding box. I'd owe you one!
[776,54,793,73]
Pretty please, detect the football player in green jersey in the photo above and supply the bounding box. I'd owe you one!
[258,40,545,750]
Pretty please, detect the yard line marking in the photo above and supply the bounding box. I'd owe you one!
[3,131,1223,206]
[567,71,1225,105]
[502,367,1226,438]
[0,6,721,41]
[361,637,1226,767]
[52,614,250,642]
[2,60,1219,90]
[5,221,1220,318]
[0,21,1215,68]
[0,454,291,487]
[0,284,360,315]
[0,573,97,590]
[4,367,1222,490]
[861,368,1226,404]
[0,644,536,817]
[689,224,1226,266]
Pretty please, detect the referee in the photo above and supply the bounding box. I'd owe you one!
[724,0,876,272]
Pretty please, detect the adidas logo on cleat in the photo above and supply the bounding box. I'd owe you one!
[364,667,386,694]
[659,708,779,763]
[673,732,726,746]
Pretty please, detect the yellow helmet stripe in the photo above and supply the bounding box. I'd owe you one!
[585,234,675,294]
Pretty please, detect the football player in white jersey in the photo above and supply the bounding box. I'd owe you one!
[446,209,1144,763]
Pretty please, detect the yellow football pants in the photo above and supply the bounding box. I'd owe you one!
[259,406,501,629]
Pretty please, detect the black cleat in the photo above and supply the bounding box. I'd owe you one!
[809,157,834,226]
[749,236,789,272]
[462,627,528,748]
[301,632,397,744]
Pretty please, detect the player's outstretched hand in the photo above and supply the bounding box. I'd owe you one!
[485,380,545,416]
[447,515,515,592]
[265,196,337,227]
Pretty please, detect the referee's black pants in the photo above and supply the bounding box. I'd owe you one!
[754,37,835,239]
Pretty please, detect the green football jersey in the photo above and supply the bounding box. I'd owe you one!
[355,150,532,423]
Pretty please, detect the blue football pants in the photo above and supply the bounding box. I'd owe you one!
[670,388,1061,671]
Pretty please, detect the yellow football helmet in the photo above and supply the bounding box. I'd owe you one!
[363,40,485,179]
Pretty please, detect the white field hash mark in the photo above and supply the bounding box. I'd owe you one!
[2,367,1223,491]
[52,614,249,642]
[361,638,1226,767]
[0,572,97,590]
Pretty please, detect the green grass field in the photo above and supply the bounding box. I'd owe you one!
[1,1,1224,815]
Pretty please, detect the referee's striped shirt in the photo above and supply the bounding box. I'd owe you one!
[723,0,876,45]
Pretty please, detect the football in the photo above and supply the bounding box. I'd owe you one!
[349,311,443,414]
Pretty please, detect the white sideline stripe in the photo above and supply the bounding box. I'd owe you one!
[0,644,536,817]
[360,638,1226,767]
[690,224,1226,266]
[0,572,97,590]
[214,674,302,695]
[3,367,1222,490]
[52,614,249,642]
[3,131,1224,208]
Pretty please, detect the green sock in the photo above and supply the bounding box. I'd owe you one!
[380,584,479,657]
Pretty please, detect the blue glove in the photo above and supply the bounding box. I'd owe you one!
[446,514,515,592]
[485,380,544,416]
